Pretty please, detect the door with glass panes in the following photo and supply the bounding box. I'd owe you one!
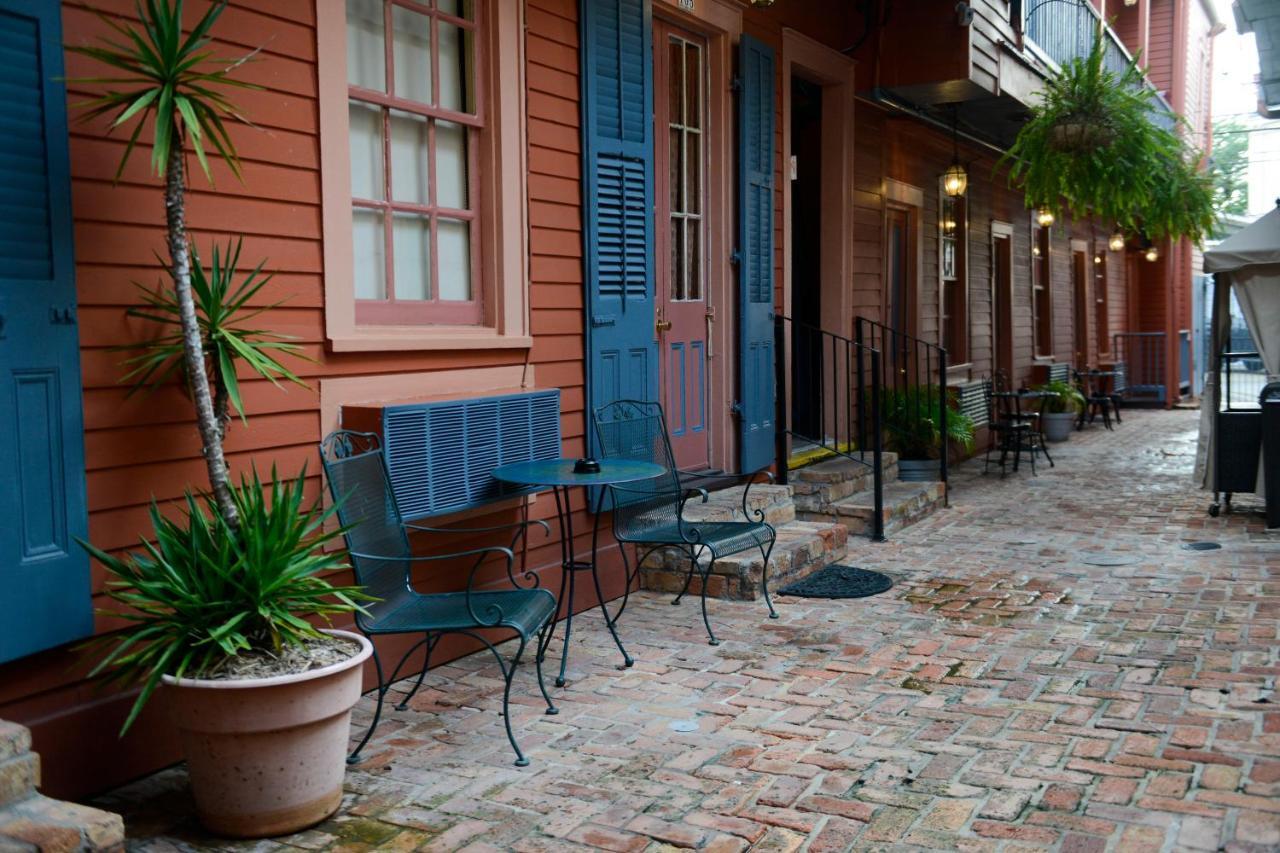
[654,19,711,470]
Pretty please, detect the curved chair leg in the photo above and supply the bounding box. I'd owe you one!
[700,551,720,646]
[502,634,531,767]
[348,635,385,765]
[672,546,697,605]
[759,536,779,619]
[609,542,637,626]
[396,632,437,711]
[534,623,559,716]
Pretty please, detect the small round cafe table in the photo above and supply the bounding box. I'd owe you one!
[491,458,665,687]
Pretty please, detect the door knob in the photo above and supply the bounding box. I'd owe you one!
[656,318,672,334]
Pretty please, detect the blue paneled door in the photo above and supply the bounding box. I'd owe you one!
[736,34,776,474]
[580,0,657,443]
[0,0,92,664]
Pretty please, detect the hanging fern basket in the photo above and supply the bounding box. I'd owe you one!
[1047,116,1115,151]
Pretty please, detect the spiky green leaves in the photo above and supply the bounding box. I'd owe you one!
[68,0,259,182]
[1002,29,1217,245]
[81,466,371,734]
[121,239,310,421]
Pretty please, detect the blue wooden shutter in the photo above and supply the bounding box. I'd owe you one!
[0,0,92,663]
[737,34,776,473]
[580,0,656,437]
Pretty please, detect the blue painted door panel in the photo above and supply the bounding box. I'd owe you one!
[737,34,776,473]
[581,0,657,436]
[0,0,92,664]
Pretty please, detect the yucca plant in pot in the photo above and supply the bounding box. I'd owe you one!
[1035,379,1087,442]
[881,386,976,481]
[84,469,371,837]
[71,1,374,837]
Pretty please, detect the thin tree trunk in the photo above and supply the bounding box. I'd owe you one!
[165,132,240,533]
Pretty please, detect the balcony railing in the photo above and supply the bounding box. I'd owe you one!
[1017,0,1174,122]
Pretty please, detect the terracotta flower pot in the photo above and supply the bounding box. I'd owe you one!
[161,629,372,838]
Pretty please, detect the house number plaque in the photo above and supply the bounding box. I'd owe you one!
[676,0,695,10]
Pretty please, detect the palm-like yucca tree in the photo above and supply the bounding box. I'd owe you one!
[71,0,270,532]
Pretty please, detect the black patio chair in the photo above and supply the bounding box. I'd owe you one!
[591,400,776,646]
[1108,362,1126,424]
[1074,370,1115,430]
[319,430,558,767]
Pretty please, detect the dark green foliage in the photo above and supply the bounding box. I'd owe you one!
[68,0,259,182]
[122,239,310,423]
[81,467,370,734]
[1002,29,1216,244]
[1035,379,1086,415]
[881,386,975,460]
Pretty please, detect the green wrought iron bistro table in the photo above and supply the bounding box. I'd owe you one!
[491,457,666,687]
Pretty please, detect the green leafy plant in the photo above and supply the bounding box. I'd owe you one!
[1035,379,1087,415]
[1001,28,1216,244]
[881,385,975,460]
[122,239,310,429]
[70,0,262,531]
[81,467,369,733]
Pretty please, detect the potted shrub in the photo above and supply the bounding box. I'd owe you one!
[84,469,370,837]
[1036,379,1086,442]
[881,386,975,481]
[72,1,375,837]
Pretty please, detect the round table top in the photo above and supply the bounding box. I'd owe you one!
[491,458,667,488]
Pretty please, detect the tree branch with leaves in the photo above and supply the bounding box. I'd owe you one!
[70,0,306,532]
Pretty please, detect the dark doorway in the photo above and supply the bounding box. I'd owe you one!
[993,229,1014,380]
[790,76,824,440]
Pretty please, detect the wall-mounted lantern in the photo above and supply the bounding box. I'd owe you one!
[1144,245,1159,262]
[1108,230,1126,252]
[1035,207,1055,227]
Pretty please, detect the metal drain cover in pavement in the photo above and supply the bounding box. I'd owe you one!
[1079,553,1140,566]
[1182,541,1222,551]
[669,719,699,733]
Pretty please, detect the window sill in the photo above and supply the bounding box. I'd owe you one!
[329,328,533,352]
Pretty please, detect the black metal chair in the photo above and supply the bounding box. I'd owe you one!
[319,430,558,767]
[1074,370,1115,430]
[591,400,776,646]
[983,378,1032,477]
[1108,363,1126,424]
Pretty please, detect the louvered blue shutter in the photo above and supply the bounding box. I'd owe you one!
[737,34,776,473]
[0,0,92,663]
[580,0,656,438]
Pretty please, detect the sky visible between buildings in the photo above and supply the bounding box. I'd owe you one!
[1212,0,1278,218]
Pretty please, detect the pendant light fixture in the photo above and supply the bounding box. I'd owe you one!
[942,106,967,197]
[1036,207,1055,227]
[1144,245,1159,262]
[1108,229,1126,252]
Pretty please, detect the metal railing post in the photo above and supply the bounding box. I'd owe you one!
[855,319,866,450]
[939,345,949,506]
[775,315,788,485]
[870,347,885,542]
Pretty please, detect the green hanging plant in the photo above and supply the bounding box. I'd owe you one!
[1001,27,1217,244]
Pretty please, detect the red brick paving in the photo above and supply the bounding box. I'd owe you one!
[100,410,1280,851]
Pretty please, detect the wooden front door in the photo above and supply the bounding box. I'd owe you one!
[1073,249,1089,367]
[992,225,1014,380]
[654,20,711,470]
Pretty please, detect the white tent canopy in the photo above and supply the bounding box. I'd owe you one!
[1196,204,1280,500]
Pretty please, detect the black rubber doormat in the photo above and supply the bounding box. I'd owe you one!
[778,564,893,599]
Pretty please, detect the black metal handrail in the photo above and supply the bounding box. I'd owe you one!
[1113,331,1167,403]
[854,316,949,499]
[774,315,885,541]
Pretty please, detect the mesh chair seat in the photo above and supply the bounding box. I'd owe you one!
[618,518,774,556]
[367,588,556,635]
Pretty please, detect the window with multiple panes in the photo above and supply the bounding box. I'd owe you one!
[345,0,480,325]
[939,190,967,363]
[1032,222,1052,357]
[1094,248,1110,354]
[666,34,704,303]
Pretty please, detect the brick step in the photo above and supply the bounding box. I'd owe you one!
[799,480,946,537]
[638,519,848,602]
[790,454,900,514]
[681,482,795,526]
[0,722,34,810]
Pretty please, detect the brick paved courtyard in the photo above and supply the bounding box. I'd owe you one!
[100,409,1280,852]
